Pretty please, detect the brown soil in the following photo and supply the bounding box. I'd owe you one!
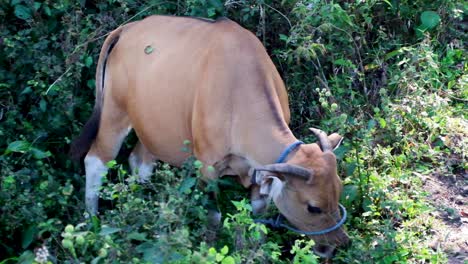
[422,170,468,264]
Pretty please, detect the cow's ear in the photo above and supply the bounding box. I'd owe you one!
[250,168,284,200]
[328,133,343,151]
[259,176,284,200]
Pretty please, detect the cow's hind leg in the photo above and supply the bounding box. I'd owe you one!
[85,102,131,215]
[129,141,155,182]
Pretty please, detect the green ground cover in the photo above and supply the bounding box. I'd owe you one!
[0,0,466,263]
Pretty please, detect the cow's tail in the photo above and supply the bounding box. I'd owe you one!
[69,27,123,161]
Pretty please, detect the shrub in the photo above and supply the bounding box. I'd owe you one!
[0,0,465,263]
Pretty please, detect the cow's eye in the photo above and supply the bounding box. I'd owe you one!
[307,205,322,214]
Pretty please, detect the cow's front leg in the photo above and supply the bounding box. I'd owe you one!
[197,164,222,241]
[205,191,221,242]
[207,198,222,227]
[250,185,267,215]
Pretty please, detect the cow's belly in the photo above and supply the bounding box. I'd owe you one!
[129,113,193,166]
[126,77,195,166]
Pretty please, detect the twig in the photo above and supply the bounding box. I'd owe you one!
[328,23,367,95]
[72,1,169,54]
[45,67,73,95]
[260,5,266,46]
[263,3,292,28]
[315,75,329,90]
[316,57,329,89]
[46,1,178,96]
[224,0,244,7]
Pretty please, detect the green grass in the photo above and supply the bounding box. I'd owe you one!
[0,0,466,263]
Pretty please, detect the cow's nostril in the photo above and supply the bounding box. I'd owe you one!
[313,244,336,258]
[315,244,328,253]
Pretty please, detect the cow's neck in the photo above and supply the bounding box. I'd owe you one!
[227,72,299,181]
[228,125,297,188]
[233,125,298,165]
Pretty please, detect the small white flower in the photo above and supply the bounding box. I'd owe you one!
[34,245,50,264]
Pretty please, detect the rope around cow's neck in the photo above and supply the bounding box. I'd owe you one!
[254,204,347,236]
[254,140,348,236]
[275,141,304,163]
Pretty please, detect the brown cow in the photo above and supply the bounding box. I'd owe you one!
[70,15,349,257]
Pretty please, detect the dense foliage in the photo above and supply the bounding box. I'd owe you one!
[0,0,466,263]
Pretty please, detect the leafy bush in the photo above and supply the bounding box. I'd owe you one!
[1,0,466,263]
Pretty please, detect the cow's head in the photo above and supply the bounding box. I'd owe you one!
[251,128,348,258]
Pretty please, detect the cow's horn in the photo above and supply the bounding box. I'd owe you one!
[309,128,331,152]
[256,163,312,181]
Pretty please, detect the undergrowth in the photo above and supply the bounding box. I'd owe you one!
[1,0,466,263]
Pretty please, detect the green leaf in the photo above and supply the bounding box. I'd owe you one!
[193,160,203,169]
[381,0,392,8]
[44,6,51,16]
[22,225,37,249]
[207,7,216,18]
[99,226,121,236]
[378,118,387,128]
[144,45,154,54]
[4,140,31,154]
[62,183,74,196]
[31,148,51,159]
[106,160,117,168]
[39,99,47,111]
[21,86,32,95]
[221,256,236,264]
[127,232,148,241]
[208,247,217,256]
[178,177,196,194]
[85,56,93,68]
[87,79,95,89]
[33,2,41,10]
[342,185,358,203]
[279,34,288,42]
[16,251,35,264]
[333,58,352,67]
[333,144,349,160]
[220,245,229,255]
[90,256,102,264]
[14,5,32,20]
[367,119,376,130]
[420,11,440,29]
[345,162,357,176]
[91,216,101,233]
[135,242,159,262]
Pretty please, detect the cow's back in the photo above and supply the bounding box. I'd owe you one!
[105,16,289,166]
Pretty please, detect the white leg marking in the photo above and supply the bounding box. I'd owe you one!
[85,155,108,215]
[129,153,154,183]
[128,153,138,174]
[136,163,154,182]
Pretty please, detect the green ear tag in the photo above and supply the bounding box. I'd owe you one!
[144,45,154,54]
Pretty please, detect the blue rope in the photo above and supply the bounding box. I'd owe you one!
[254,204,347,236]
[253,140,348,236]
[275,141,304,163]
